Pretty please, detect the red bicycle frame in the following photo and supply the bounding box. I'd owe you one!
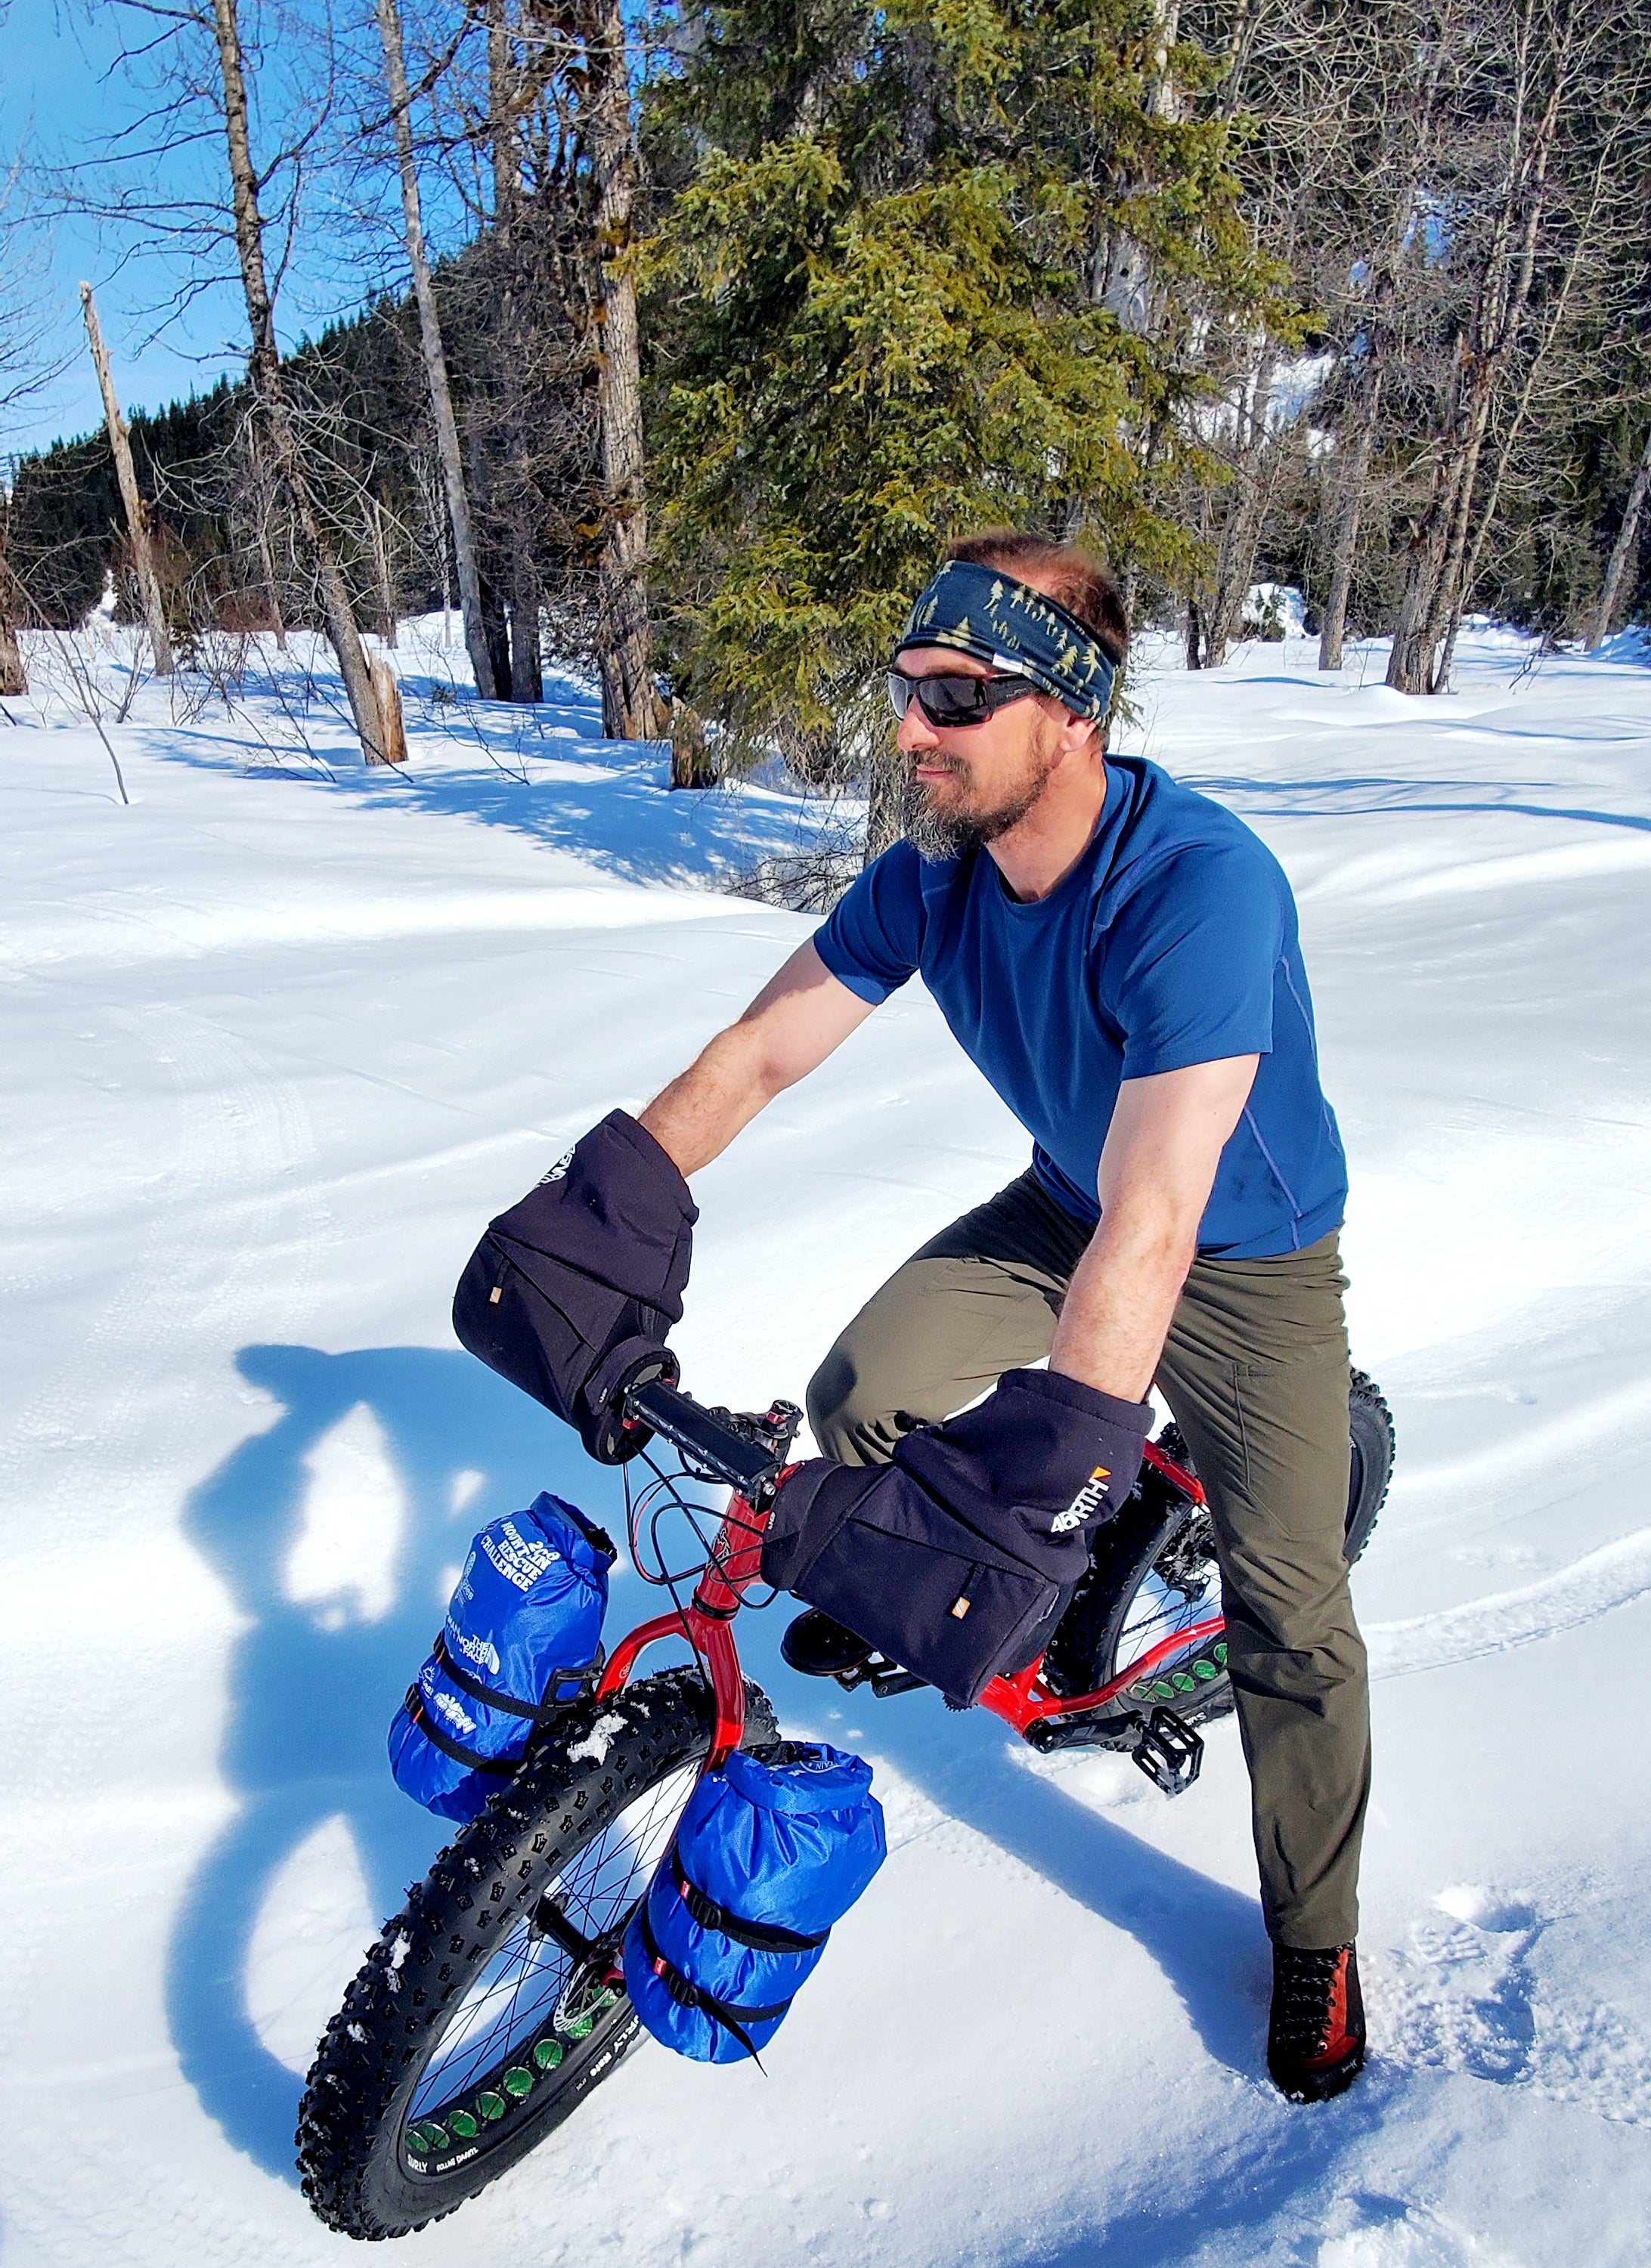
[596,1437,1219,1762]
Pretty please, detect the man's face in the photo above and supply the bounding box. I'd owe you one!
[894,646,1071,861]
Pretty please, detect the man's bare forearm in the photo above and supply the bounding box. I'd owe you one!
[1047,1201,1197,1402]
[1048,1056,1257,1400]
[639,1026,782,1177]
[637,941,876,1178]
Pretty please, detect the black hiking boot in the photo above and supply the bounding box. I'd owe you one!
[781,1608,875,1680]
[1266,1942,1366,2103]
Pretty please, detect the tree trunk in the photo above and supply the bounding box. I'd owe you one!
[369,654,408,764]
[373,0,497,698]
[586,0,663,742]
[1318,368,1380,670]
[0,509,23,694]
[1590,424,1651,649]
[508,541,543,702]
[667,699,716,787]
[79,283,175,676]
[1203,349,1277,665]
[1092,0,1182,335]
[255,510,289,648]
[1185,593,1204,672]
[209,0,400,763]
[370,497,399,645]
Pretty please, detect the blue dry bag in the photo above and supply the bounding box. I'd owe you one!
[388,1493,615,1823]
[622,1741,884,2064]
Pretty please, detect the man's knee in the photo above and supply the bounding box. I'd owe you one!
[1220,1570,1368,1707]
[806,1344,903,1467]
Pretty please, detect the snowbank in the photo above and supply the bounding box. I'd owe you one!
[3,620,1649,2266]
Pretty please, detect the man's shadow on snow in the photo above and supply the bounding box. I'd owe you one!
[172,1343,1265,2187]
[166,1342,631,2182]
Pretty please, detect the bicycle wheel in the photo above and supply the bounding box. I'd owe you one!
[1041,1371,1396,1724]
[1041,1457,1233,1722]
[297,1666,777,2240]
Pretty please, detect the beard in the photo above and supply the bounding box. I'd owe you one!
[903,744,1059,862]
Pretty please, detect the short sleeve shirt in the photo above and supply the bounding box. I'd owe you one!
[814,757,1346,1258]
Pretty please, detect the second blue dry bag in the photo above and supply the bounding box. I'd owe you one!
[388,1492,615,1824]
[622,1741,884,2064]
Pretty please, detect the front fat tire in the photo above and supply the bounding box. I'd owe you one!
[296,1669,776,2240]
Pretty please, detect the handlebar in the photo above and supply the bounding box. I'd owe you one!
[624,1375,803,1500]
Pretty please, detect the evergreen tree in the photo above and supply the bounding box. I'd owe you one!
[638,0,1291,782]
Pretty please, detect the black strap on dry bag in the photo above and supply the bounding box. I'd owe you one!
[636,1898,793,2065]
[405,1634,603,1777]
[667,1846,829,1954]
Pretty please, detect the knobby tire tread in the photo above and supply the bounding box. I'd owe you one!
[296,1667,776,2241]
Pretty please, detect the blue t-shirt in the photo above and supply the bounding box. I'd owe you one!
[815,757,1346,1258]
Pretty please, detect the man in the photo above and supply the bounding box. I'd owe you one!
[488,531,1368,2102]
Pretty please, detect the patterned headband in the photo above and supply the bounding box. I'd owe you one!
[893,558,1117,722]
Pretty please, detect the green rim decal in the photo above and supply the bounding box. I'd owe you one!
[561,1986,617,2042]
[533,2035,565,2072]
[503,2066,534,2099]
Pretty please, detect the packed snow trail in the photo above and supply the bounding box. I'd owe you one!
[3,619,1650,2266]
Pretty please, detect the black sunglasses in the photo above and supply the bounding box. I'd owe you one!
[886,667,1038,729]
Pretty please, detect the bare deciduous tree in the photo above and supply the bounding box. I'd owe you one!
[79,281,177,676]
[373,0,497,698]
[209,0,404,760]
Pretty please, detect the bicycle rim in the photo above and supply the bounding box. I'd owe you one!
[401,1758,699,2164]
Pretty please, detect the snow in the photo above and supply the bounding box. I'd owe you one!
[5,614,1651,2265]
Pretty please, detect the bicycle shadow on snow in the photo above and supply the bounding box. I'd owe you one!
[173,1341,1265,2194]
[166,1341,632,2184]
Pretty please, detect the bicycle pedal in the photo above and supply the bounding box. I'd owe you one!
[827,1651,925,1698]
[1131,1706,1203,1798]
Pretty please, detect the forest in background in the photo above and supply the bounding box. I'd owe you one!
[2,0,1649,819]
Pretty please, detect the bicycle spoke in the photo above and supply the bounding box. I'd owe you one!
[408,1759,699,2122]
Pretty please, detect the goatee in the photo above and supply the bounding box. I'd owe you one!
[903,753,1055,863]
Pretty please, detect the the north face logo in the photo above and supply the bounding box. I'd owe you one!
[1052,1464,1112,1533]
[537,1147,575,1187]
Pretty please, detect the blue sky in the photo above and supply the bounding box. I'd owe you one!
[1,0,424,457]
[4,2,244,454]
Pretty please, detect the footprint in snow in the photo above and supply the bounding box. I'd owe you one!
[1368,1886,1651,2125]
[1312,2191,1520,2266]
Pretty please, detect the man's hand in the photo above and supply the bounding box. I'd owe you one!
[1049,1054,1260,1401]
[640,941,875,1177]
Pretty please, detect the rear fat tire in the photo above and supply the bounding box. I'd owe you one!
[296,1669,777,2240]
[1041,1370,1395,1722]
[1343,1369,1395,1568]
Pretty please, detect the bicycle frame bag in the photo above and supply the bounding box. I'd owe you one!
[622,1742,885,2065]
[389,1493,615,1824]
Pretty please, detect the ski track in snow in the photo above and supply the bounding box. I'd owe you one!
[6,618,1651,2268]
[1368,1523,1651,1681]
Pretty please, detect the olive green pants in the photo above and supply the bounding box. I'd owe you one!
[806,1171,1370,1950]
